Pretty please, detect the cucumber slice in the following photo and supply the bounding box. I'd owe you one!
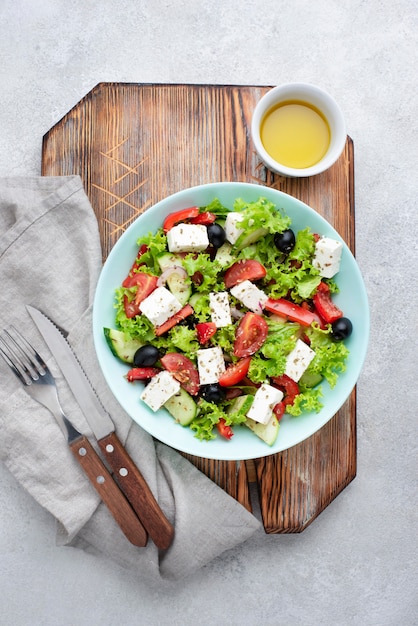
[299,371,323,388]
[215,242,234,267]
[157,253,191,305]
[164,387,197,426]
[244,413,280,446]
[103,328,144,364]
[234,227,268,252]
[227,394,254,416]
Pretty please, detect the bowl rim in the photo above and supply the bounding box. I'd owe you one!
[251,82,347,177]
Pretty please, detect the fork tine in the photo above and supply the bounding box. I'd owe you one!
[0,327,46,383]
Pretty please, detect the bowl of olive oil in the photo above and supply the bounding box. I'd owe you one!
[251,83,346,177]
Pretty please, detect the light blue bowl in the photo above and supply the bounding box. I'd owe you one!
[93,182,369,461]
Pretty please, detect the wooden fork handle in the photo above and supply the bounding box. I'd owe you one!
[98,432,174,550]
[69,435,148,547]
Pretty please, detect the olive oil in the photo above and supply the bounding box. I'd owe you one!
[261,100,330,169]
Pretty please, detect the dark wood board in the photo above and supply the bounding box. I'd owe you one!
[42,82,356,532]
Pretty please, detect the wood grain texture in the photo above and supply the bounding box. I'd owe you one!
[42,83,356,532]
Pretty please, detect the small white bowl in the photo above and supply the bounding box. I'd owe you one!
[251,83,347,177]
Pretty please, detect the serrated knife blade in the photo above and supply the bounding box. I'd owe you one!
[26,304,174,550]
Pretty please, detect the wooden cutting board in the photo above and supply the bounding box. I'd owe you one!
[42,83,356,533]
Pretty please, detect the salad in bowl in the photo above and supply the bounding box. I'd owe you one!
[93,182,369,461]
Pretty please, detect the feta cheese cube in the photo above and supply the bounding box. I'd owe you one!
[285,339,316,382]
[139,286,182,326]
[140,371,181,411]
[166,223,209,253]
[197,346,225,384]
[246,383,284,425]
[313,237,343,278]
[224,212,244,244]
[209,291,232,328]
[230,280,268,313]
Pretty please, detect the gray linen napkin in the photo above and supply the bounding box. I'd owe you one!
[0,176,261,583]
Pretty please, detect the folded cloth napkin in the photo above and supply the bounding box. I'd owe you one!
[0,176,261,583]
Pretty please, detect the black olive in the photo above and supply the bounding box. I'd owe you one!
[207,223,226,248]
[274,229,296,254]
[200,383,226,404]
[133,344,160,367]
[331,317,353,341]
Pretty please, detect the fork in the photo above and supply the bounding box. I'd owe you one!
[0,326,147,547]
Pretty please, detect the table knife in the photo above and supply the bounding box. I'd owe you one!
[26,305,174,550]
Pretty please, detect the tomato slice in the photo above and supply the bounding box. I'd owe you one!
[190,211,217,225]
[154,304,194,336]
[126,367,161,382]
[160,352,200,395]
[312,282,343,324]
[264,297,323,328]
[218,357,251,387]
[216,418,234,440]
[123,272,158,318]
[224,259,267,289]
[196,322,217,345]
[270,374,300,406]
[163,207,200,232]
[123,295,141,319]
[233,312,268,358]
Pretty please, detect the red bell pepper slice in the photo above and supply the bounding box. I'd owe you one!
[313,282,343,324]
[162,207,200,232]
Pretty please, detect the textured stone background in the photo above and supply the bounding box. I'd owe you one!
[0,1,417,624]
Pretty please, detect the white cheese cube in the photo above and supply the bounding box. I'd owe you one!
[197,346,226,385]
[209,291,232,328]
[246,383,284,425]
[313,237,343,278]
[139,286,182,326]
[166,223,209,253]
[224,212,244,244]
[284,339,316,382]
[230,280,268,313]
[140,371,181,411]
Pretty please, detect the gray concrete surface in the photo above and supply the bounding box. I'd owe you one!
[0,1,417,624]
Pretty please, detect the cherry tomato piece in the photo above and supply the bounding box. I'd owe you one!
[126,367,161,382]
[123,272,158,318]
[264,297,323,328]
[154,304,194,336]
[216,418,234,440]
[163,207,200,232]
[196,322,217,345]
[160,352,200,395]
[273,401,285,421]
[270,374,300,406]
[190,211,217,225]
[218,357,252,387]
[313,282,343,324]
[224,259,267,289]
[233,312,268,358]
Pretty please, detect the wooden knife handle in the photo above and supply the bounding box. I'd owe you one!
[69,435,148,547]
[98,432,174,550]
